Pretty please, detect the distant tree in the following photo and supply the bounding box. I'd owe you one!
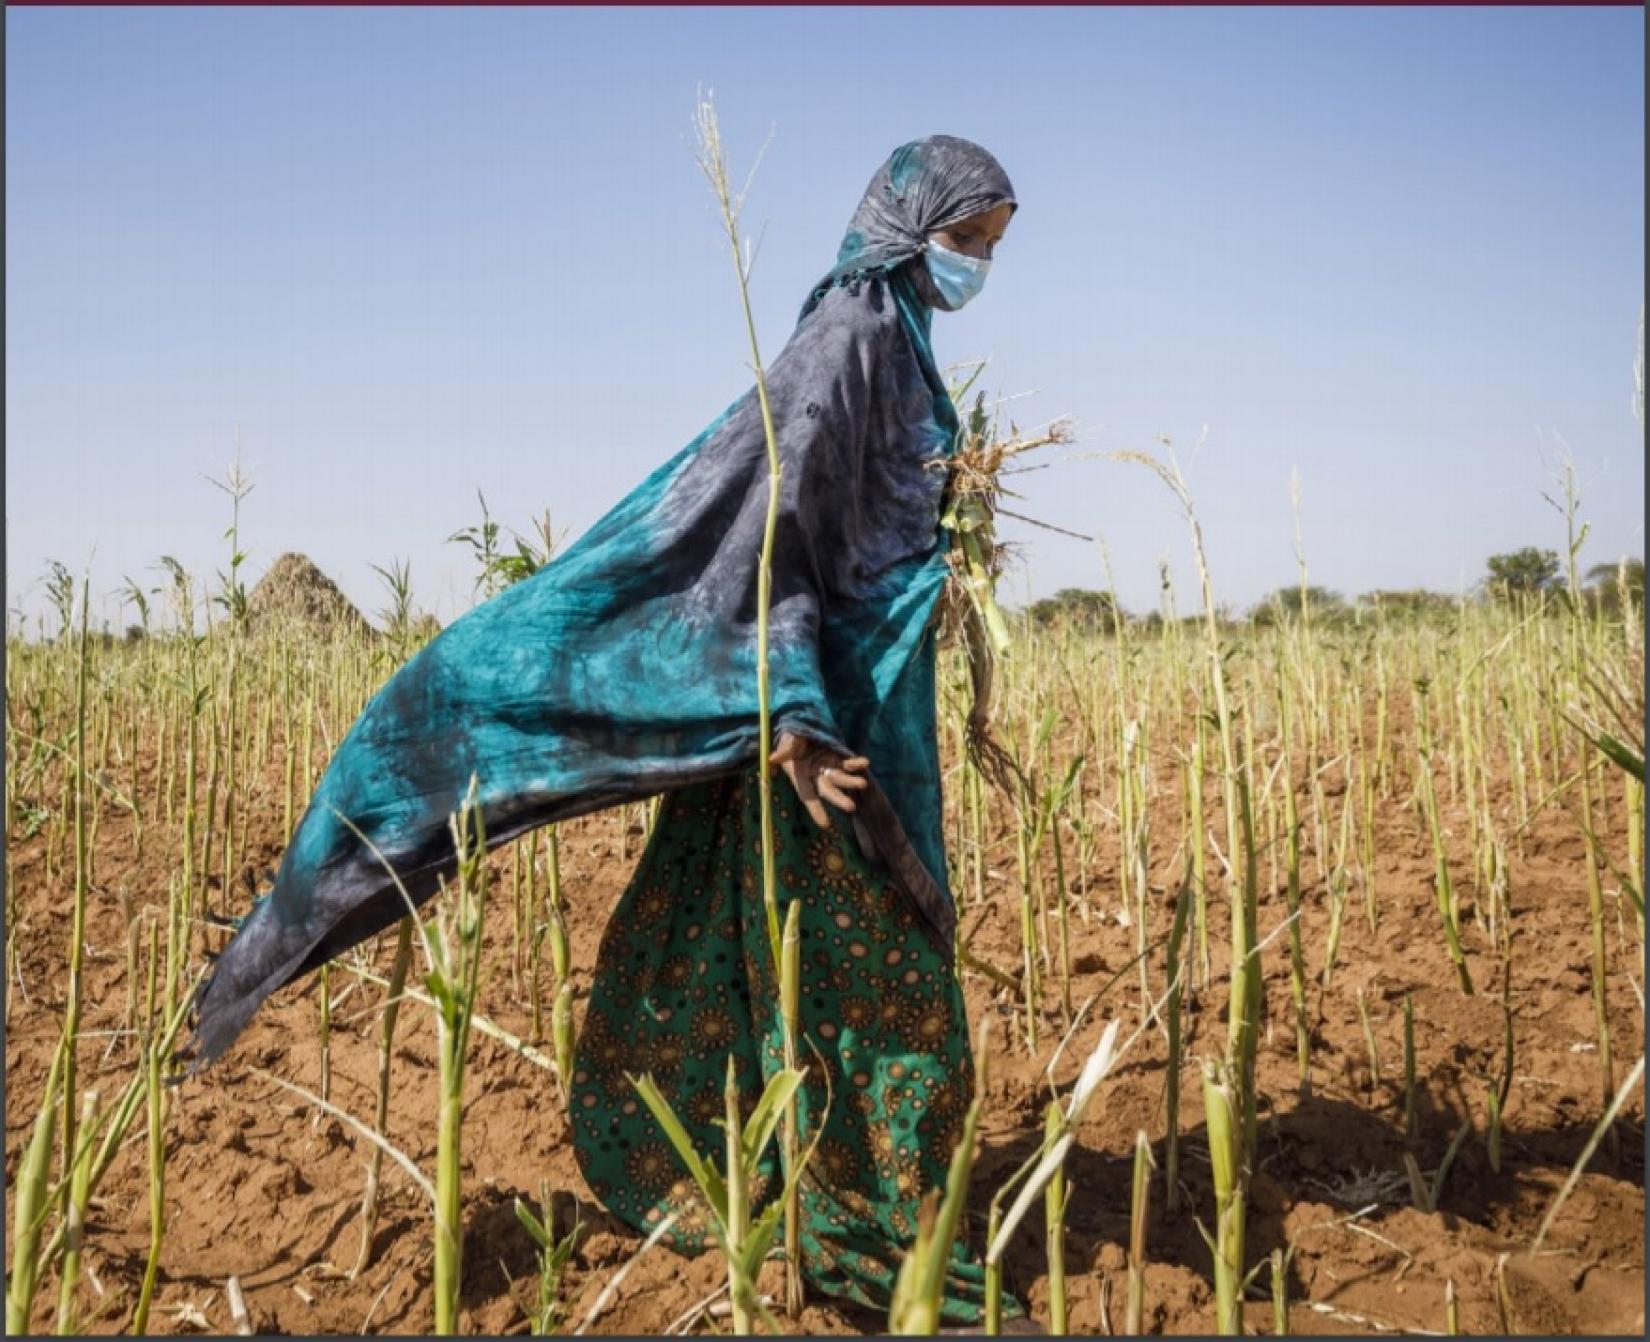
[1485,547,1560,600]
[1357,589,1457,621]
[1584,557,1645,614]
[1025,587,1124,633]
[1250,585,1346,626]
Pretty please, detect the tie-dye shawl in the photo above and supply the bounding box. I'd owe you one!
[189,135,1016,1068]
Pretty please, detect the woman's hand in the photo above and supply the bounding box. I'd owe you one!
[768,731,870,828]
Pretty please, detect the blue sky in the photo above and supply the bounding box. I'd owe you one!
[6,5,1644,634]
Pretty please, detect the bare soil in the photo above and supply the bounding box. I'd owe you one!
[5,733,1644,1335]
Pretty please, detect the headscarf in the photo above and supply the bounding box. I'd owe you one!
[801,134,1017,320]
[187,136,1015,1071]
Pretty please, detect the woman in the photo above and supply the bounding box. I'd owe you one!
[570,139,1034,1331]
[189,134,1033,1330]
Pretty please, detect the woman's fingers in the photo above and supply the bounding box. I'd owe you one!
[771,737,877,826]
[815,769,863,813]
[782,758,832,827]
[815,775,858,805]
[818,776,867,809]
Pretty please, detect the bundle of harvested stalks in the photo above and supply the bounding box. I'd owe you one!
[932,385,1077,795]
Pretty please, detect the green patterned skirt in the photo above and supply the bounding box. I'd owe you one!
[570,765,1026,1326]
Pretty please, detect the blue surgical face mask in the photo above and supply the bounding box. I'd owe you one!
[923,238,990,310]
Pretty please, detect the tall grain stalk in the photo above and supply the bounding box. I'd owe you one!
[1358,704,1380,933]
[1415,681,1474,995]
[33,969,203,1285]
[1320,866,1349,991]
[300,685,315,814]
[1125,1129,1155,1335]
[1270,1243,1296,1336]
[1099,438,1262,1333]
[690,92,812,1313]
[1117,710,1138,967]
[967,751,988,907]
[120,887,139,1039]
[542,827,574,1085]
[1624,771,1642,940]
[1044,1101,1070,1334]
[779,898,804,1317]
[1163,874,1191,1211]
[509,839,524,998]
[180,627,202,956]
[220,642,242,914]
[52,1090,99,1336]
[198,684,221,906]
[426,778,492,1335]
[1354,985,1381,1091]
[1047,758,1081,1025]
[1188,724,1211,984]
[631,1055,815,1336]
[350,915,416,1278]
[1123,719,1153,1027]
[982,1204,1005,1334]
[1278,680,1310,1090]
[1012,752,1044,1051]
[59,573,93,1241]
[281,642,296,841]
[1200,1063,1245,1333]
[6,1041,65,1334]
[524,833,546,1035]
[691,93,782,965]
[1552,459,1615,1140]
[724,1058,755,1336]
[132,920,167,1337]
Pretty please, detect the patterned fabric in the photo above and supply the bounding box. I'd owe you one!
[189,267,961,1070]
[572,762,1027,1325]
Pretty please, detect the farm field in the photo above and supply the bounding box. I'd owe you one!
[4,557,1645,1336]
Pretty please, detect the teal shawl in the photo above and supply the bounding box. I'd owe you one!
[189,136,1017,1069]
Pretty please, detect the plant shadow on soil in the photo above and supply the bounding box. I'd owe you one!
[966,1078,1645,1320]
